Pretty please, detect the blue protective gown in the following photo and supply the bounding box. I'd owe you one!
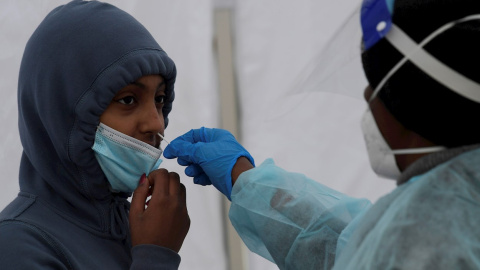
[230,146,480,269]
[0,1,179,269]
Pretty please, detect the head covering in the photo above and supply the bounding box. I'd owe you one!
[362,0,480,147]
[17,0,176,238]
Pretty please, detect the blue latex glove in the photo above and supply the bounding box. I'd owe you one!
[163,127,254,200]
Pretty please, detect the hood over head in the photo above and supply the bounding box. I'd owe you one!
[17,0,176,238]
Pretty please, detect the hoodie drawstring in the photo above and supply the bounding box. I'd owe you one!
[110,196,130,240]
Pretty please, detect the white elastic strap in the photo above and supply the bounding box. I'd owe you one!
[381,16,480,103]
[391,146,446,155]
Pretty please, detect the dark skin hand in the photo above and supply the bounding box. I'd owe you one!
[129,169,190,253]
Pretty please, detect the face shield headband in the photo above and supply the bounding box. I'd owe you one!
[361,0,480,104]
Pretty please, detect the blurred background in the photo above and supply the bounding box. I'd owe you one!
[0,0,395,269]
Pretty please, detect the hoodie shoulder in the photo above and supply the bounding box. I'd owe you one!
[0,219,72,269]
[0,193,36,220]
[0,195,72,268]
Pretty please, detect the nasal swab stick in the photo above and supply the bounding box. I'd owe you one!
[158,133,169,144]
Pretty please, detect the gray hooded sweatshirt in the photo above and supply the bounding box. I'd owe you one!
[0,1,180,268]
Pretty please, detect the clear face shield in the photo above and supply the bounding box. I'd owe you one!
[288,0,480,102]
[271,0,480,179]
[284,6,365,101]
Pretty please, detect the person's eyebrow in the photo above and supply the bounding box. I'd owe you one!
[131,80,165,91]
[157,81,166,92]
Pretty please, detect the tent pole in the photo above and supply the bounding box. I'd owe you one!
[214,8,249,270]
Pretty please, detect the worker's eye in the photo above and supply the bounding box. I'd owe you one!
[155,95,166,104]
[117,96,136,105]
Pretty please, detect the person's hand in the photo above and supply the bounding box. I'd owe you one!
[163,127,254,200]
[129,169,190,253]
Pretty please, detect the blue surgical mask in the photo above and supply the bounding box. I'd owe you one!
[92,123,163,193]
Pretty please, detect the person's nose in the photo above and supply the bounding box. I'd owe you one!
[139,102,164,136]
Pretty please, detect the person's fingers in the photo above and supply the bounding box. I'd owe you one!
[185,164,203,177]
[163,140,197,163]
[163,143,179,159]
[178,182,188,219]
[191,127,207,142]
[179,182,186,199]
[168,172,181,195]
[193,173,212,186]
[163,134,194,159]
[148,169,170,198]
[130,174,149,214]
[177,157,191,166]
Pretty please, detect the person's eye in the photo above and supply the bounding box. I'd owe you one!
[155,95,166,104]
[117,96,136,105]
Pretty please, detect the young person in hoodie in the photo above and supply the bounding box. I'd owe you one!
[0,1,189,269]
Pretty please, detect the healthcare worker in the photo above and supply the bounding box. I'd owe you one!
[0,1,189,269]
[164,0,480,269]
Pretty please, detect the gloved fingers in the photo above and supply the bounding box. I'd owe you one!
[203,127,236,142]
[185,164,204,177]
[171,128,207,145]
[167,127,236,147]
[193,173,212,186]
[188,127,229,143]
[177,157,192,166]
[163,143,178,159]
[190,127,207,142]
[163,139,197,161]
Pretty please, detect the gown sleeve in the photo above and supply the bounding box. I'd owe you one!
[229,159,371,270]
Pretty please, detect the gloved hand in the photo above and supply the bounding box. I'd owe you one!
[163,127,255,200]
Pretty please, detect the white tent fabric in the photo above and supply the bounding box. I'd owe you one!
[0,0,396,269]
